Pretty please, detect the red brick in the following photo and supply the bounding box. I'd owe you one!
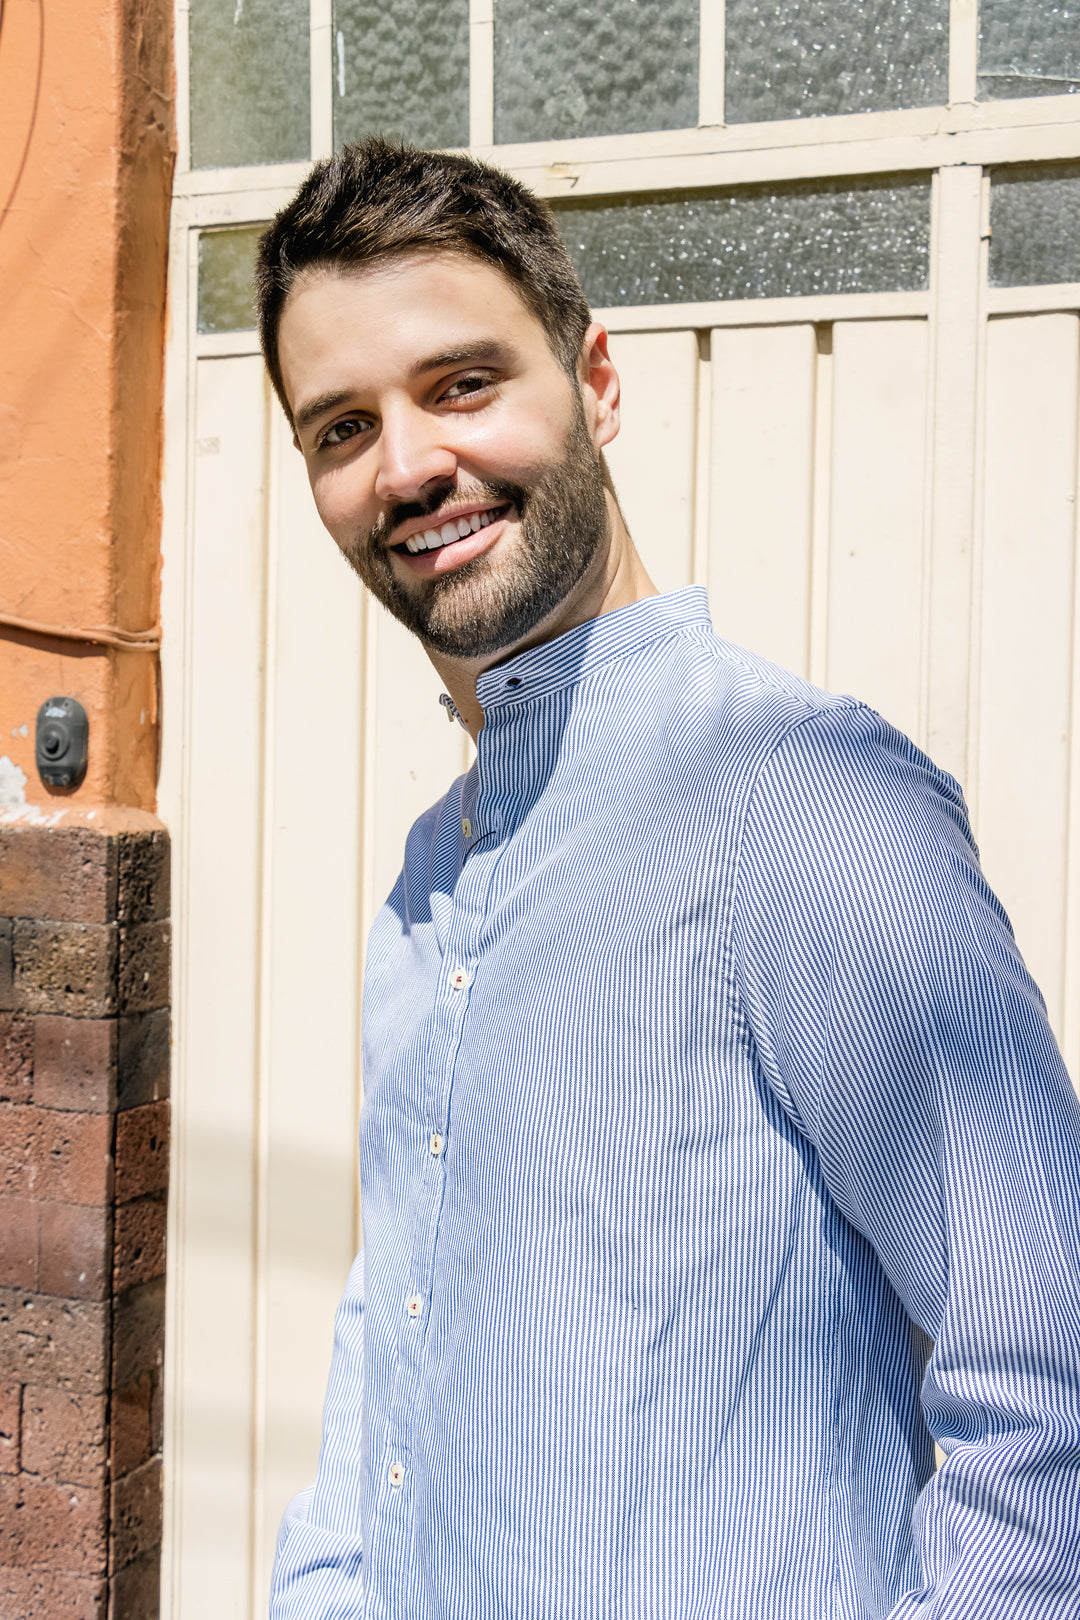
[117,1011,169,1111]
[0,829,116,925]
[0,1197,39,1289]
[0,924,13,1013]
[0,1015,33,1104]
[34,1020,116,1113]
[112,1196,165,1292]
[0,1566,106,1620]
[0,1106,112,1206]
[39,1203,112,1300]
[116,834,169,928]
[0,1384,18,1475]
[113,1104,167,1201]
[148,1371,162,1457]
[21,1387,107,1487]
[11,922,118,1019]
[0,1288,108,1392]
[108,1547,158,1620]
[111,1281,163,1389]
[110,1375,151,1478]
[116,1010,169,1114]
[0,1471,107,1572]
[117,923,169,1015]
[109,1457,161,1571]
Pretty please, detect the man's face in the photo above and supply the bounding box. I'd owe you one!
[278,252,612,661]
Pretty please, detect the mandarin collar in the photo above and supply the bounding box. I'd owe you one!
[472,587,712,715]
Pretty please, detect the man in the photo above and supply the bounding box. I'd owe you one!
[257,139,1080,1619]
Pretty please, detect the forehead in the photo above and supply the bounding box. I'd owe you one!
[277,251,553,411]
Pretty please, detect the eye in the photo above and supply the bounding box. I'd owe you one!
[319,416,370,448]
[441,372,496,403]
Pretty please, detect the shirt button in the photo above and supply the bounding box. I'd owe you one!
[388,1461,405,1489]
[429,1132,444,1156]
[462,817,472,838]
[449,967,471,991]
[406,1294,423,1318]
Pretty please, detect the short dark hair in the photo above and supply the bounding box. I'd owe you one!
[255,138,593,419]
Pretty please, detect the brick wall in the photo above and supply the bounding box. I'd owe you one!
[0,827,169,1619]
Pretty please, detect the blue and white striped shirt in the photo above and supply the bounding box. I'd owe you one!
[272,587,1080,1619]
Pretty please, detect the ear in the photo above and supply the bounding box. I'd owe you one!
[577,322,621,452]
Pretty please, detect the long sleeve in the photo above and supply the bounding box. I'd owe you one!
[270,1248,368,1619]
[731,703,1080,1618]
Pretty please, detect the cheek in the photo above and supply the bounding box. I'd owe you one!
[311,465,373,540]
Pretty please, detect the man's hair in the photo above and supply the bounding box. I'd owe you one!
[255,138,593,420]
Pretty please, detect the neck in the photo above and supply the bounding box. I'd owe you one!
[426,501,656,742]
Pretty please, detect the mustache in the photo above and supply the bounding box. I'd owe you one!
[369,478,527,551]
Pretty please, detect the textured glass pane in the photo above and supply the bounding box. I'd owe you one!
[724,0,949,123]
[333,0,469,150]
[978,1,1080,100]
[189,0,310,168]
[553,178,931,306]
[494,0,698,144]
[989,167,1080,286]
[197,228,264,333]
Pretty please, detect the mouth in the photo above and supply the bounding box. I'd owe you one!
[392,502,513,556]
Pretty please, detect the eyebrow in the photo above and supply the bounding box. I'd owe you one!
[293,389,357,437]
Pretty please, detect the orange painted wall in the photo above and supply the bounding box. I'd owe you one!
[0,0,174,816]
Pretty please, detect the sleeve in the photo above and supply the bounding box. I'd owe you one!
[730,703,1080,1619]
[270,1247,368,1618]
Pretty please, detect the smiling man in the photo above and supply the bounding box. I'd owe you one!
[257,141,1080,1620]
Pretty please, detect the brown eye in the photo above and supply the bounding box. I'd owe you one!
[323,418,366,446]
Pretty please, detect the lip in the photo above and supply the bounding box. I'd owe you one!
[390,501,508,549]
[393,506,513,577]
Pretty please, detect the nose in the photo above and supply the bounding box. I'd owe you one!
[373,404,458,503]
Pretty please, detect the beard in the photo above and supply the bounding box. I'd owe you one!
[339,394,610,660]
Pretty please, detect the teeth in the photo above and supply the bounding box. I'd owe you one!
[402,507,507,555]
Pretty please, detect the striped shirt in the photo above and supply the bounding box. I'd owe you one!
[271,587,1080,1619]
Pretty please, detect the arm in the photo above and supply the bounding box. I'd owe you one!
[270,1248,367,1619]
[732,704,1080,1617]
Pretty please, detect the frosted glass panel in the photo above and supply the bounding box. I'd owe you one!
[189,0,310,169]
[494,0,698,143]
[198,228,264,333]
[978,0,1080,99]
[333,0,469,150]
[724,0,949,123]
[989,167,1080,286]
[554,179,931,306]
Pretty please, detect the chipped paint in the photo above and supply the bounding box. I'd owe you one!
[0,755,65,824]
[10,723,29,738]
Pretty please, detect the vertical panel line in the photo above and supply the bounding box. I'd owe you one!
[949,0,978,105]
[1061,315,1080,1085]
[356,593,379,1251]
[965,170,993,812]
[469,0,495,148]
[311,0,335,159]
[249,375,279,1617]
[698,0,725,127]
[692,331,712,586]
[808,326,833,687]
[159,215,201,1620]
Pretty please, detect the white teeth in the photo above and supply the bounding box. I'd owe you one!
[403,508,508,555]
